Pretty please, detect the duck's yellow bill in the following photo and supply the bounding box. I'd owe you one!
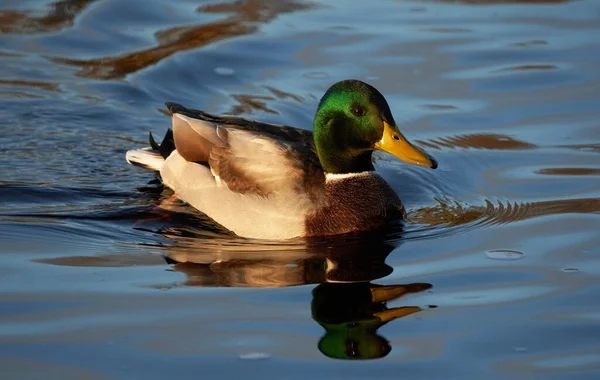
[374,121,438,169]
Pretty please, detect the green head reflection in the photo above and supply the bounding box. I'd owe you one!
[312,282,431,360]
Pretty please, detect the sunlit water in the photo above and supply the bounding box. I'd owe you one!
[1,0,599,378]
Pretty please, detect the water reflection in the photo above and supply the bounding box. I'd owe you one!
[46,0,313,79]
[312,282,430,360]
[0,0,97,34]
[166,237,396,288]
[164,227,431,360]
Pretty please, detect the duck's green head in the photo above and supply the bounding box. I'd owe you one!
[314,80,437,174]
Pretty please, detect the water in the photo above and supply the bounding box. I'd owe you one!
[1,0,599,378]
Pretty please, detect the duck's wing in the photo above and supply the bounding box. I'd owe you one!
[165,103,326,204]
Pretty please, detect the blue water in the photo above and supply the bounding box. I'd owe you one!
[1,0,599,379]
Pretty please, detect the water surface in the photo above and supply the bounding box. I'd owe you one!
[1,0,599,379]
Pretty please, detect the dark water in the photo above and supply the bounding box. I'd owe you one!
[1,0,600,378]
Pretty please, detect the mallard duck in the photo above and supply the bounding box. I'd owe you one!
[126,80,437,239]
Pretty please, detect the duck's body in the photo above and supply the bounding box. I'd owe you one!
[126,80,436,239]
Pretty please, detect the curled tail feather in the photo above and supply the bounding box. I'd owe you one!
[126,130,175,171]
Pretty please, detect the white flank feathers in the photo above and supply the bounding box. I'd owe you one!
[160,151,310,240]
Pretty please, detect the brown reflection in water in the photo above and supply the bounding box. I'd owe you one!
[0,50,22,57]
[536,168,600,176]
[495,65,558,72]
[0,0,97,34]
[417,133,537,151]
[33,254,166,267]
[0,91,43,99]
[48,0,313,80]
[0,79,61,92]
[510,40,548,47]
[264,86,305,103]
[230,94,278,115]
[171,254,389,288]
[165,230,397,288]
[410,197,600,227]
[228,86,306,115]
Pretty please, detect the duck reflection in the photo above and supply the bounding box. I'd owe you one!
[166,242,394,288]
[163,227,431,360]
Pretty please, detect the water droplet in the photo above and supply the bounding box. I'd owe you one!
[562,267,579,273]
[514,347,527,352]
[285,263,298,268]
[239,352,271,360]
[214,67,235,76]
[486,250,523,261]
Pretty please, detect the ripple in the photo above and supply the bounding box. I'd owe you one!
[239,352,271,360]
[421,104,458,111]
[214,67,235,76]
[422,27,472,34]
[425,285,554,307]
[509,39,548,47]
[417,133,537,151]
[406,196,600,238]
[446,63,568,80]
[486,250,524,260]
[7,190,597,261]
[303,71,330,79]
[557,144,600,153]
[561,267,580,273]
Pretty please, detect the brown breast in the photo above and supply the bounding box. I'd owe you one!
[304,173,404,237]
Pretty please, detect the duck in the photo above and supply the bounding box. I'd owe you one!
[126,79,437,240]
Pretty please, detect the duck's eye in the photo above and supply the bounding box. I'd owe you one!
[350,104,365,117]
